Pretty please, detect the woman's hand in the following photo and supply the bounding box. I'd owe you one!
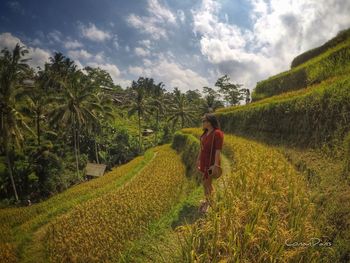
[196,158,200,170]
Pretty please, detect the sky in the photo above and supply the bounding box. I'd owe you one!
[0,0,349,94]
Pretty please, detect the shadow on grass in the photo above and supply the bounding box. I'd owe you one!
[171,203,205,229]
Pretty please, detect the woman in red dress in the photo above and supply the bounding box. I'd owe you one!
[196,113,224,212]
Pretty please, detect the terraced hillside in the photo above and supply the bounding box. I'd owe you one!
[118,127,346,262]
[251,28,350,101]
[0,145,189,262]
[208,29,350,262]
[172,129,324,262]
[216,74,350,149]
[1,29,349,263]
[1,129,347,262]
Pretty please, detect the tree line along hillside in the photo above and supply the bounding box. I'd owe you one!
[0,44,250,205]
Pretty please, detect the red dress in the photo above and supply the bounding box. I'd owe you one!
[198,128,224,179]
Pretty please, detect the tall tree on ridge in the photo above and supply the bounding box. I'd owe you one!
[0,43,35,201]
[150,81,168,145]
[201,86,224,113]
[48,70,102,177]
[215,74,244,106]
[168,87,197,129]
[125,77,154,153]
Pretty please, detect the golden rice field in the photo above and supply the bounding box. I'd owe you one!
[0,129,337,263]
[177,128,328,262]
[44,144,186,262]
[0,151,150,263]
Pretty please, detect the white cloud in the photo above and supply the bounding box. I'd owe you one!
[127,14,168,40]
[28,47,51,70]
[68,49,93,60]
[47,30,63,44]
[134,47,150,57]
[88,62,120,79]
[0,32,50,70]
[128,66,144,76]
[139,39,152,49]
[73,60,84,70]
[113,35,119,49]
[126,0,177,40]
[30,38,42,46]
[79,22,112,42]
[191,0,350,91]
[143,58,152,67]
[87,62,131,87]
[177,10,186,23]
[68,49,105,64]
[128,53,209,92]
[64,39,83,49]
[147,0,176,24]
[0,32,20,48]
[94,52,105,63]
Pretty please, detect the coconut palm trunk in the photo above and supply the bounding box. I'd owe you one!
[95,139,100,164]
[73,116,80,177]
[5,152,19,201]
[138,111,142,153]
[36,112,41,145]
[3,130,19,201]
[155,110,159,145]
[77,123,81,157]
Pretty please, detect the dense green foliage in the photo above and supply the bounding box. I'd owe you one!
[0,41,242,205]
[0,47,143,204]
[214,75,250,106]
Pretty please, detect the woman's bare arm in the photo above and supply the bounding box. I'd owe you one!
[214,149,221,166]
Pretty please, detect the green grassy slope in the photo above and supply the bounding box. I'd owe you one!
[291,28,350,68]
[252,29,350,101]
[216,74,350,151]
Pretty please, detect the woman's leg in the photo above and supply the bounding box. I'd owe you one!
[203,172,214,206]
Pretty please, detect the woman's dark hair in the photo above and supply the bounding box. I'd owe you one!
[200,113,221,138]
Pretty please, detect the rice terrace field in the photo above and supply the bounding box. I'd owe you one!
[0,1,350,262]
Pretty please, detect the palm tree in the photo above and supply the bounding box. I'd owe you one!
[0,43,35,201]
[150,82,169,145]
[201,86,224,113]
[21,71,50,146]
[39,52,77,96]
[168,88,197,129]
[125,79,154,153]
[90,88,115,164]
[48,70,102,177]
